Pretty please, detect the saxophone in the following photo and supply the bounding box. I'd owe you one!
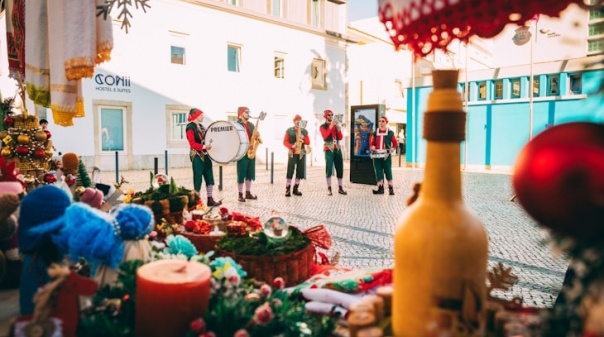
[246,116,262,159]
[294,126,305,159]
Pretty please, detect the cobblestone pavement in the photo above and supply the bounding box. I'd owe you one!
[0,161,568,335]
[102,161,568,308]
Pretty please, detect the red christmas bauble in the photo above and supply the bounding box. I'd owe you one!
[3,116,15,128]
[33,148,46,158]
[44,129,52,139]
[512,122,604,241]
[44,173,57,184]
[15,145,29,156]
[65,174,76,187]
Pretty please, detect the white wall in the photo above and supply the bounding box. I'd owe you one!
[0,0,349,169]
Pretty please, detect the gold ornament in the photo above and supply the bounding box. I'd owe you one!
[3,135,13,145]
[34,130,48,142]
[17,134,31,145]
[0,130,8,139]
[45,149,54,157]
[1,147,11,157]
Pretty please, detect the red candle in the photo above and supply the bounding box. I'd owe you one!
[135,260,211,337]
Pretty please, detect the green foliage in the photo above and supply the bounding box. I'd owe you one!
[217,229,311,256]
[79,260,145,337]
[133,172,199,208]
[195,290,336,337]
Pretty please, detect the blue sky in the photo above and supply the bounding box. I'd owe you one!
[348,0,379,22]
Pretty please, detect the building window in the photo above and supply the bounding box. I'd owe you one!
[274,53,285,79]
[569,73,582,94]
[588,39,604,53]
[100,107,125,152]
[511,78,521,98]
[228,44,241,72]
[171,46,185,65]
[494,80,503,99]
[547,75,560,96]
[309,0,321,27]
[170,110,188,142]
[270,0,283,17]
[459,83,471,101]
[589,8,603,20]
[311,58,326,90]
[478,82,487,100]
[589,21,604,36]
[532,77,540,97]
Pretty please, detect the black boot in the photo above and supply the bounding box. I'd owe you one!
[327,187,332,196]
[238,193,246,202]
[207,197,222,207]
[245,191,257,200]
[338,186,347,195]
[293,184,302,196]
[372,185,384,195]
[389,186,395,195]
[285,185,291,197]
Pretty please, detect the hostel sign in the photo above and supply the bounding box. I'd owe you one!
[94,73,132,93]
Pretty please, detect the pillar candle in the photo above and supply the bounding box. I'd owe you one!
[135,260,211,337]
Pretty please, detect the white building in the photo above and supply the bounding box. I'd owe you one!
[1,0,351,170]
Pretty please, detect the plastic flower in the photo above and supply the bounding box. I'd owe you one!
[210,257,247,279]
[224,266,241,286]
[233,329,250,337]
[273,277,285,289]
[259,284,272,297]
[189,317,206,334]
[164,235,198,259]
[191,251,215,265]
[253,302,273,325]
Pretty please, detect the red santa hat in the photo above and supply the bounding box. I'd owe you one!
[188,108,203,122]
[238,107,250,118]
[323,110,333,118]
[380,116,389,123]
[293,114,302,122]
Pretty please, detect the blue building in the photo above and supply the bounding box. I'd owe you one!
[406,67,603,171]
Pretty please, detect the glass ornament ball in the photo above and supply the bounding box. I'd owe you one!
[152,173,170,189]
[263,215,290,241]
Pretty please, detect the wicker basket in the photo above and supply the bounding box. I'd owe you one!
[176,226,223,253]
[218,243,315,286]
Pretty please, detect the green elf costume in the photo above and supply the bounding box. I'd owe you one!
[369,116,398,195]
[236,106,258,202]
[283,114,310,197]
[319,109,347,196]
[186,108,221,207]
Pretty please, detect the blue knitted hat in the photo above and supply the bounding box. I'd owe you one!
[18,185,71,252]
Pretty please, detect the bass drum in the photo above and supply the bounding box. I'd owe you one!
[204,121,249,165]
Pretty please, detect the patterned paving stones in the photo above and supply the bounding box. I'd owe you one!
[102,161,568,308]
[0,161,569,335]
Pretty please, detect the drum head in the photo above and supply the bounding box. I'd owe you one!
[205,121,249,164]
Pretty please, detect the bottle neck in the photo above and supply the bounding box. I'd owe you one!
[422,141,462,202]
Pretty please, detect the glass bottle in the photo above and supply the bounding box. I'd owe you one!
[392,70,489,336]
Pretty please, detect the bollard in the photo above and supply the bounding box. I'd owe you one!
[154,157,158,175]
[219,166,223,191]
[266,148,268,171]
[399,151,402,167]
[115,151,119,183]
[270,152,274,184]
[165,150,169,175]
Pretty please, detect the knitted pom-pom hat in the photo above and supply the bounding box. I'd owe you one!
[19,185,71,252]
[79,188,104,209]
